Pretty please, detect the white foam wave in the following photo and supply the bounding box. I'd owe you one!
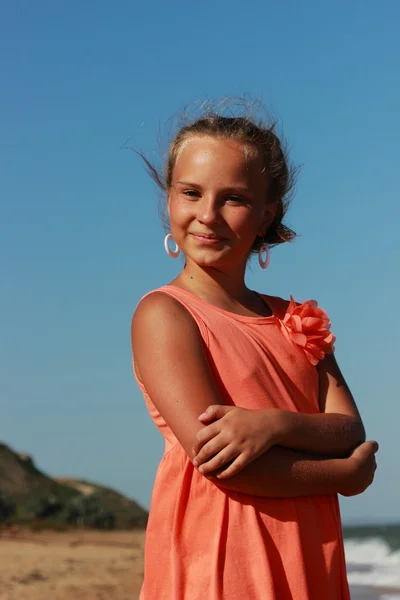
[345,537,400,567]
[345,537,400,589]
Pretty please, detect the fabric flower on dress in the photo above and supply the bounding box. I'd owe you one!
[282,296,336,366]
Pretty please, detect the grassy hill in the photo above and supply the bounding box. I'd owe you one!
[57,477,148,528]
[0,442,147,529]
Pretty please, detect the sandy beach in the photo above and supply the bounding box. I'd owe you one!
[0,529,145,600]
[2,528,400,600]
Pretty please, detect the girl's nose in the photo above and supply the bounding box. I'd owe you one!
[197,198,222,225]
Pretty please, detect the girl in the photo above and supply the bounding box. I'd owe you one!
[131,111,378,600]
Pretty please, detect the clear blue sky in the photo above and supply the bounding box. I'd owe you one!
[1,1,399,524]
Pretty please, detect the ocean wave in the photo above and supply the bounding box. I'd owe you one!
[345,537,400,589]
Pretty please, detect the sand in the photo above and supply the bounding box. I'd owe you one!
[4,530,396,600]
[0,529,145,600]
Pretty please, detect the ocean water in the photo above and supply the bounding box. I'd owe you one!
[343,524,400,600]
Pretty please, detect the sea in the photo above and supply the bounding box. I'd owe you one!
[343,524,400,600]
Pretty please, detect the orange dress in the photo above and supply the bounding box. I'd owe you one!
[133,285,350,600]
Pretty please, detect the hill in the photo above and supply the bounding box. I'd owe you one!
[56,477,148,528]
[0,442,148,529]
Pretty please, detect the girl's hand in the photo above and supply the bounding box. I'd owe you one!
[340,440,379,496]
[192,405,283,478]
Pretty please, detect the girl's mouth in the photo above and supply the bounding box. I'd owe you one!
[190,233,227,245]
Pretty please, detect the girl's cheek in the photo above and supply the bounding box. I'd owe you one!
[227,211,253,231]
[171,203,196,224]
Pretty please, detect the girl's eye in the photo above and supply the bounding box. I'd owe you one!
[183,190,201,198]
[227,195,245,204]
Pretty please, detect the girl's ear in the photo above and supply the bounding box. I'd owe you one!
[258,202,278,237]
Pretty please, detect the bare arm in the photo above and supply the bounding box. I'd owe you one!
[132,293,376,498]
[205,443,376,498]
[194,356,366,473]
[276,355,366,457]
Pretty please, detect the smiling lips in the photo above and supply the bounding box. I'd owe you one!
[190,233,227,245]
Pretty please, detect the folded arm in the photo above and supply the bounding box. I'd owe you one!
[205,443,376,498]
[196,355,365,462]
[298,352,366,456]
[275,353,366,457]
[280,329,368,456]
[131,292,376,498]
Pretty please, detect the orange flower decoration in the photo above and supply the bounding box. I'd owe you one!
[282,296,336,366]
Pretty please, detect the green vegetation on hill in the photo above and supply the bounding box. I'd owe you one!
[0,443,148,529]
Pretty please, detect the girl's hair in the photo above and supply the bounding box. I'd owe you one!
[140,109,297,251]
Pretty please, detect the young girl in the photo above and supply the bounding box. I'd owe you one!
[131,112,378,600]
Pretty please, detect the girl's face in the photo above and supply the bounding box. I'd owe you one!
[168,136,276,269]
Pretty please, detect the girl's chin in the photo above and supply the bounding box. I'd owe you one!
[185,250,232,268]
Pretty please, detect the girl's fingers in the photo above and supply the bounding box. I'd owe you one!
[192,422,221,456]
[198,405,234,423]
[197,446,238,475]
[193,434,226,467]
[216,455,249,479]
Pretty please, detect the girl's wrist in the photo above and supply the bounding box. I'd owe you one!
[261,408,293,447]
[268,409,295,447]
[340,459,356,495]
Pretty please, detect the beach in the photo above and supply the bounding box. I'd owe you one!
[1,528,400,599]
[0,529,145,600]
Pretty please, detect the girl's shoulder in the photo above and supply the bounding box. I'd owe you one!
[133,285,210,344]
[260,293,333,323]
[258,293,290,320]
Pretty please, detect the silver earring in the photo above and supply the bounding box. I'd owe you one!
[258,243,270,269]
[164,233,180,258]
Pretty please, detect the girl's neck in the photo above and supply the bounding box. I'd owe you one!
[170,260,254,308]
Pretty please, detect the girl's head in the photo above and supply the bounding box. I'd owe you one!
[142,112,296,270]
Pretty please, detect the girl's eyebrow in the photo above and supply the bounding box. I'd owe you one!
[176,181,253,193]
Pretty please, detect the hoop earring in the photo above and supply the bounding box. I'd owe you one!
[258,243,270,269]
[164,233,180,258]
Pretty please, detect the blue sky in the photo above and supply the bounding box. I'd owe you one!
[1,1,399,523]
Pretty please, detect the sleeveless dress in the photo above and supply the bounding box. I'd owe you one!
[133,285,350,600]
